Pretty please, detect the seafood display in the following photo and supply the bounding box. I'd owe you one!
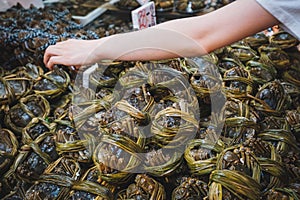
[115,0,235,13]
[0,3,100,70]
[115,0,140,10]
[175,0,205,14]
[1,3,300,200]
[154,0,174,12]
[45,0,109,16]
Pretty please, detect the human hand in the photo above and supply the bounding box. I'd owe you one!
[43,39,100,70]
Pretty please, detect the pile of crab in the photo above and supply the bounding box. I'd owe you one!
[0,3,101,70]
[1,4,300,200]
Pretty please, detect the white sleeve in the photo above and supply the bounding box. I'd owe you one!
[256,0,300,40]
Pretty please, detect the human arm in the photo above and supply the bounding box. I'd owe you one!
[44,0,279,70]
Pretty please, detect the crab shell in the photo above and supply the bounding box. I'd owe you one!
[118,174,166,200]
[4,94,50,135]
[172,177,208,199]
[243,32,269,50]
[0,128,18,175]
[269,31,299,49]
[25,157,81,199]
[184,138,224,176]
[0,74,32,106]
[33,67,70,99]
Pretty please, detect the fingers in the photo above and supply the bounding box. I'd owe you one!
[46,55,63,70]
[43,40,72,70]
[43,39,85,70]
[44,44,63,70]
[46,54,82,71]
[43,49,56,69]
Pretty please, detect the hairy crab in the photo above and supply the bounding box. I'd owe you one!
[25,157,81,199]
[4,94,50,135]
[117,174,166,200]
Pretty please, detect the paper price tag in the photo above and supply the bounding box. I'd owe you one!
[131,1,156,30]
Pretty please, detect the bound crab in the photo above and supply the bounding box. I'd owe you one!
[222,66,254,97]
[0,72,32,106]
[25,157,81,199]
[258,115,298,155]
[0,128,18,176]
[253,80,292,117]
[188,56,223,105]
[67,166,115,200]
[184,135,224,176]
[33,66,71,100]
[227,42,259,63]
[93,117,145,184]
[4,118,58,183]
[269,31,299,49]
[245,59,277,86]
[4,94,50,135]
[117,174,166,200]
[53,119,92,163]
[263,183,300,200]
[222,98,259,145]
[208,139,287,199]
[285,107,300,137]
[243,32,269,50]
[217,55,244,75]
[172,176,208,200]
[258,44,291,70]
